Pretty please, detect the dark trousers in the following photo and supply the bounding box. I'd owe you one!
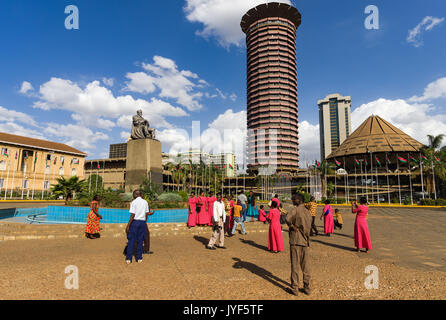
[334,220,343,230]
[310,216,318,236]
[143,224,150,252]
[241,204,247,221]
[126,220,147,261]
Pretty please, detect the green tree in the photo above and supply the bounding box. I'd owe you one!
[51,176,87,202]
[139,176,162,202]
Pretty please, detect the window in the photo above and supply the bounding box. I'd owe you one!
[43,181,50,190]
[59,167,64,176]
[45,165,50,174]
[71,168,77,176]
[22,180,29,189]
[0,178,4,188]
[0,160,5,171]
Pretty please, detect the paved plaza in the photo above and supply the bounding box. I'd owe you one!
[0,206,445,300]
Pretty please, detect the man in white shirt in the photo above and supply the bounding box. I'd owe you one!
[207,193,226,250]
[125,190,153,264]
[237,191,248,221]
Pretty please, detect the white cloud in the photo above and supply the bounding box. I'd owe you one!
[229,93,237,102]
[34,77,187,129]
[19,81,34,95]
[216,88,226,99]
[408,77,446,102]
[407,16,444,47]
[102,77,115,87]
[44,123,109,151]
[124,56,205,111]
[124,72,156,94]
[120,131,130,141]
[0,105,38,127]
[351,98,446,147]
[184,0,291,47]
[158,109,247,164]
[298,121,320,165]
[0,121,45,140]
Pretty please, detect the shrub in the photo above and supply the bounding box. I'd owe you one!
[157,193,183,202]
[420,198,436,206]
[435,199,446,206]
[119,192,134,202]
[177,191,189,201]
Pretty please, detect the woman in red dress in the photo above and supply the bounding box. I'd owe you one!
[352,197,372,253]
[187,192,197,228]
[266,200,284,253]
[85,195,102,239]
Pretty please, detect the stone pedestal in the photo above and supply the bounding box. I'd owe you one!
[125,139,163,192]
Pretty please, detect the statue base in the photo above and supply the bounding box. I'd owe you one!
[125,138,163,192]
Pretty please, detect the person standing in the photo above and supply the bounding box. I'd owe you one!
[319,200,334,237]
[207,193,226,250]
[285,193,312,296]
[237,191,248,222]
[266,200,284,253]
[352,198,372,253]
[187,192,197,228]
[272,194,280,207]
[247,191,258,219]
[197,191,208,226]
[125,190,150,264]
[207,192,217,227]
[85,195,102,239]
[305,196,318,236]
[230,200,246,236]
[223,194,232,235]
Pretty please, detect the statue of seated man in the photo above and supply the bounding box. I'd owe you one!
[131,109,155,140]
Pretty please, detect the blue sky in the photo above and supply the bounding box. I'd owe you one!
[0,0,445,165]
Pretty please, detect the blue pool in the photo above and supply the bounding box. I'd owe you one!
[0,206,189,224]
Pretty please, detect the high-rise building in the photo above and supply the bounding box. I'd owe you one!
[318,93,352,160]
[241,2,301,173]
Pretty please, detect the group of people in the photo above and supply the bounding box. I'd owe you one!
[187,190,259,235]
[85,188,373,295]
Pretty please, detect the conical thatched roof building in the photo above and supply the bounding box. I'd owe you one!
[326,115,423,160]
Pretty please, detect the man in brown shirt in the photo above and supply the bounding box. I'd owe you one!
[286,193,312,295]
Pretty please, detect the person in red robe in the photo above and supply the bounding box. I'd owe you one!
[206,192,217,226]
[352,197,372,253]
[187,192,197,228]
[258,205,267,223]
[266,200,284,253]
[197,191,209,226]
[320,199,334,236]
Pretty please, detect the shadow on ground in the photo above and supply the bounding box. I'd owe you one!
[239,238,269,251]
[311,239,357,252]
[232,257,289,292]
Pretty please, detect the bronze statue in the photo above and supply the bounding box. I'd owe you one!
[131,109,155,140]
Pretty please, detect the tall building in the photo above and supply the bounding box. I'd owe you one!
[318,93,352,160]
[241,2,302,173]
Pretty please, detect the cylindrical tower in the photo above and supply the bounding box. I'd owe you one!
[241,2,301,174]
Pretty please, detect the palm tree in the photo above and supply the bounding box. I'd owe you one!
[315,160,335,198]
[51,176,87,202]
[421,134,445,196]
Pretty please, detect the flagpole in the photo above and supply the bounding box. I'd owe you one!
[419,152,425,200]
[408,153,413,205]
[355,165,358,201]
[4,161,10,200]
[102,160,105,190]
[42,157,47,200]
[375,155,379,204]
[386,153,390,204]
[10,153,17,199]
[95,161,98,192]
[370,151,374,204]
[397,154,402,205]
[364,158,368,203]
[432,160,437,200]
[88,161,92,194]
